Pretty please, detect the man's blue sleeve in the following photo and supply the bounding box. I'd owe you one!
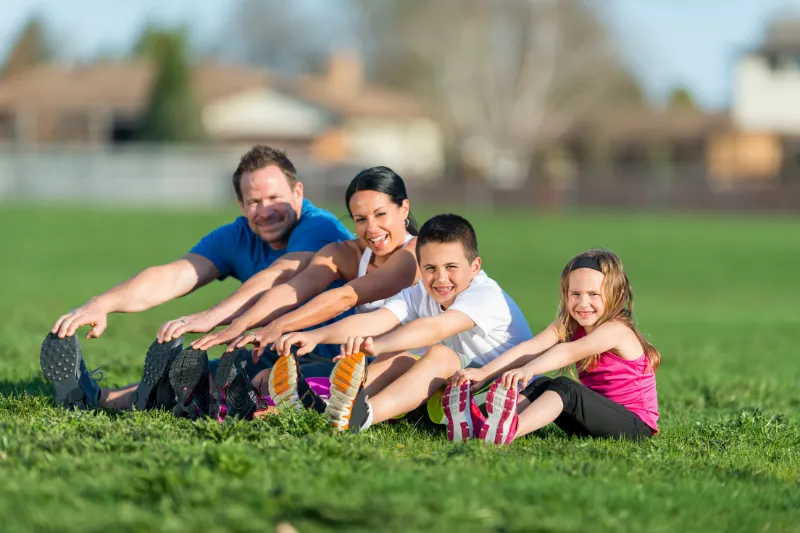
[189,221,242,280]
[286,217,354,254]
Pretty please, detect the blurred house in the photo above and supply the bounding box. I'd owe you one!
[524,106,730,186]
[726,19,800,184]
[0,53,443,179]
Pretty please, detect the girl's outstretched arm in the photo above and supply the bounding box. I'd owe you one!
[452,322,560,386]
[501,321,628,389]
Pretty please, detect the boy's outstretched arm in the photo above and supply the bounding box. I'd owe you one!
[370,310,476,356]
[452,322,560,386]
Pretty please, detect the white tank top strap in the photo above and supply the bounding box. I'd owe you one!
[353,233,414,314]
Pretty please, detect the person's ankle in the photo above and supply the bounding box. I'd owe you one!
[98,388,109,408]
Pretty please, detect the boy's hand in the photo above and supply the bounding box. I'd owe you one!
[273,331,319,357]
[451,367,487,388]
[500,364,535,390]
[339,336,378,359]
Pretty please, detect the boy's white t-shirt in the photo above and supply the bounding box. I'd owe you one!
[381,270,533,367]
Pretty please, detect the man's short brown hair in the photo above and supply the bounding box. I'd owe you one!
[232,145,298,201]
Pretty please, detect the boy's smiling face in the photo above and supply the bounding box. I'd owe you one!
[418,241,482,309]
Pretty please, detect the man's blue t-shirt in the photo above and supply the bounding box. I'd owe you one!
[191,199,352,282]
[190,199,353,359]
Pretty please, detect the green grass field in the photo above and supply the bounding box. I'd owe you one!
[1,204,799,533]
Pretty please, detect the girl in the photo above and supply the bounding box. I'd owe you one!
[448,248,660,444]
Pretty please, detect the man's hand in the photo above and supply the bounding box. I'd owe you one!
[52,302,109,339]
[158,311,219,343]
[500,364,536,391]
[273,331,321,357]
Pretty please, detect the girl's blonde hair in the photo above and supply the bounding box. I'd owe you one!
[555,248,661,372]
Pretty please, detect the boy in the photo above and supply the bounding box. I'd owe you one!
[268,213,533,435]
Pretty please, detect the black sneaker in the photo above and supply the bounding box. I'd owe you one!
[215,348,266,420]
[268,354,328,414]
[131,338,183,412]
[40,333,102,410]
[325,351,369,432]
[168,348,210,420]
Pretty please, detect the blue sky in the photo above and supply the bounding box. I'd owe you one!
[2,0,800,110]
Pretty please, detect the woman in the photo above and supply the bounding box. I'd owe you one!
[192,166,421,419]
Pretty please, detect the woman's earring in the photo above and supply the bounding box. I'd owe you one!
[404,218,409,228]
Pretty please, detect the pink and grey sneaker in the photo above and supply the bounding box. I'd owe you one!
[442,381,486,442]
[478,381,519,445]
[214,348,268,421]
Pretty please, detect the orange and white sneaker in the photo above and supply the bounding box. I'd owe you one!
[268,353,327,414]
[325,352,369,432]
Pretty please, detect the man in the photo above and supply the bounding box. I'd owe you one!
[40,145,353,415]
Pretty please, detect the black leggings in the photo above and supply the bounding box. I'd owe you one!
[520,376,654,440]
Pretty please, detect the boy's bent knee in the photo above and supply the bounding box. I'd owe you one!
[419,345,462,372]
[423,344,458,360]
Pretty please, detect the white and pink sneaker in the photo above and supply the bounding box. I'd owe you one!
[442,381,486,442]
[478,381,519,445]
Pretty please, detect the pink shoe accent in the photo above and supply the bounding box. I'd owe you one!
[443,382,478,442]
[470,397,486,435]
[479,381,519,445]
[261,378,329,407]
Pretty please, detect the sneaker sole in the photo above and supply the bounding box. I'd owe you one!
[443,382,473,442]
[132,340,176,411]
[40,334,83,408]
[479,383,518,445]
[325,352,366,431]
[216,348,257,420]
[169,349,209,420]
[268,354,301,410]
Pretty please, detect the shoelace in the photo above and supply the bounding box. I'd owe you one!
[88,367,104,382]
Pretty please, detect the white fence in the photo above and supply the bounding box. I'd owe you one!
[0,145,362,207]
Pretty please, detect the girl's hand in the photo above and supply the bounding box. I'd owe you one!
[500,365,534,390]
[451,368,487,387]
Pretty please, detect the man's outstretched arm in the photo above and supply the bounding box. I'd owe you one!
[52,253,219,339]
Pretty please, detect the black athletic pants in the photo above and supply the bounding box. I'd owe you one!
[520,376,654,440]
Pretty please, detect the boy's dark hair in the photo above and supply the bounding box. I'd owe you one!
[416,214,479,262]
[232,145,298,201]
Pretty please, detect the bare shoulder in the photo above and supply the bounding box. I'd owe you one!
[600,320,645,360]
[329,239,361,281]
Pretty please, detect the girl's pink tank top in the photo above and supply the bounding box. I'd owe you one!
[573,327,659,433]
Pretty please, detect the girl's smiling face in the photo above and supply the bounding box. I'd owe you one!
[567,268,606,330]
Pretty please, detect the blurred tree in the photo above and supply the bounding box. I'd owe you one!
[352,0,638,187]
[228,0,348,74]
[135,27,206,143]
[1,15,52,78]
[668,86,698,111]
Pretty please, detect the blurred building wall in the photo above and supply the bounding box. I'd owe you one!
[1,144,798,212]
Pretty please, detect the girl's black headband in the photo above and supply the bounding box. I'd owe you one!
[569,256,602,273]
